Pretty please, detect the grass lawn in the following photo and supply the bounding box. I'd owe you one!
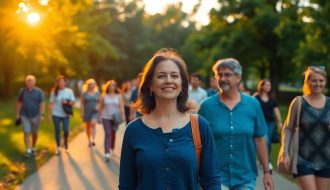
[0,99,84,189]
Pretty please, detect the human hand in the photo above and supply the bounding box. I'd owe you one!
[281,155,291,172]
[263,173,274,190]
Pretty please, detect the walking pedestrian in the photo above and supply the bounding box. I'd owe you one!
[119,48,221,190]
[80,79,100,147]
[16,75,45,157]
[98,80,125,161]
[253,79,283,171]
[188,72,207,109]
[207,76,219,97]
[129,73,142,121]
[49,75,75,155]
[278,66,329,190]
[121,81,132,123]
[198,58,274,190]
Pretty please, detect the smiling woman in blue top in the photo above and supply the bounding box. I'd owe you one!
[198,58,274,190]
[119,48,221,190]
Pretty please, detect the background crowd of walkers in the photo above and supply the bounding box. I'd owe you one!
[15,48,329,190]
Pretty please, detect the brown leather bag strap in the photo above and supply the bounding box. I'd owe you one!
[190,114,202,175]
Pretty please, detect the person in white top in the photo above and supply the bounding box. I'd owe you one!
[98,80,125,161]
[188,73,207,111]
[49,75,75,155]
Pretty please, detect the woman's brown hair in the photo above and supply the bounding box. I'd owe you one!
[101,80,120,96]
[257,79,275,99]
[51,75,66,97]
[133,48,190,114]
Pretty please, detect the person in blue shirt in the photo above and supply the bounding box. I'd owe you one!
[207,76,219,97]
[119,48,221,190]
[198,58,274,190]
[129,72,142,121]
[16,75,45,157]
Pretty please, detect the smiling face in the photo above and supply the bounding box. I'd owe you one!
[150,59,182,101]
[307,71,327,95]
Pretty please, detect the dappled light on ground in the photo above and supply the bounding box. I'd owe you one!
[0,118,13,127]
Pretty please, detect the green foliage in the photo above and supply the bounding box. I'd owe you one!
[189,0,306,93]
[1,0,329,100]
[0,0,116,99]
[294,0,330,81]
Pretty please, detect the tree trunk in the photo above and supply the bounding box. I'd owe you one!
[1,57,14,100]
[269,57,282,99]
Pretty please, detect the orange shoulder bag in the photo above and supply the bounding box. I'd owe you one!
[190,114,202,175]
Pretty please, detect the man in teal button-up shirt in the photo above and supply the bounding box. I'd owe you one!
[198,58,274,190]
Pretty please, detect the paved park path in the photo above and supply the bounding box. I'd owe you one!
[16,123,124,190]
[16,122,299,190]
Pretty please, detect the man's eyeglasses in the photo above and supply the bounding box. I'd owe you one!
[308,66,326,71]
[216,73,235,79]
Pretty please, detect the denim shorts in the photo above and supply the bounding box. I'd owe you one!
[293,164,330,178]
[221,180,256,190]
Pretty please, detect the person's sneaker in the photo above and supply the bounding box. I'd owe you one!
[55,147,61,156]
[92,142,96,147]
[64,143,68,150]
[105,153,110,162]
[25,149,32,158]
[31,148,36,156]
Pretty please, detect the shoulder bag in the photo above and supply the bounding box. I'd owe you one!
[279,96,302,173]
[191,114,202,175]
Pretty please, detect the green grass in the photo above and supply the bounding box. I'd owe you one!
[0,99,84,189]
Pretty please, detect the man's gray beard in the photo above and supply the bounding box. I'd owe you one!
[220,84,230,91]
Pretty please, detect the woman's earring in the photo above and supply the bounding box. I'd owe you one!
[150,91,154,97]
[179,91,183,96]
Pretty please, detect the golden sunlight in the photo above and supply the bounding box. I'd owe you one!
[27,12,41,25]
[143,0,219,25]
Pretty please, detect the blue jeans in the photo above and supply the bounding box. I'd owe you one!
[52,116,70,147]
[265,121,275,162]
[221,180,256,190]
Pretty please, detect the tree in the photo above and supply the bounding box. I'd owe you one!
[294,0,330,82]
[189,0,305,94]
[0,0,116,99]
